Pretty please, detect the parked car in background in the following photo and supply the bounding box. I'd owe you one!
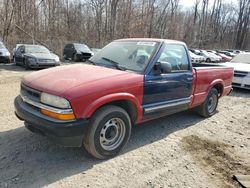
[63,43,93,61]
[14,44,60,69]
[215,52,232,62]
[189,50,205,63]
[15,38,233,159]
[219,50,236,57]
[221,53,250,90]
[207,50,231,62]
[226,49,243,54]
[193,50,220,62]
[0,42,11,64]
[207,51,222,62]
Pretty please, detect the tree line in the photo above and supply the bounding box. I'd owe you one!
[0,0,249,57]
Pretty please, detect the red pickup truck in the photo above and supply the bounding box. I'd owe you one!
[15,39,233,159]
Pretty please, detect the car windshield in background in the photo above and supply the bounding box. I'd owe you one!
[74,44,91,52]
[230,54,250,64]
[25,46,50,54]
[90,41,159,72]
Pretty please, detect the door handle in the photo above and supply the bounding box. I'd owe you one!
[187,77,193,81]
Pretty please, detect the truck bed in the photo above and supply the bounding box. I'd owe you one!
[190,63,234,108]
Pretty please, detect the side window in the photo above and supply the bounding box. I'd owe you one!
[17,46,25,53]
[158,44,189,72]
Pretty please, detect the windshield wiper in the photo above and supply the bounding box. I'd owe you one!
[101,57,127,71]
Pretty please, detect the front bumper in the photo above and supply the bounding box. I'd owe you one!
[0,55,10,63]
[232,76,250,90]
[28,62,60,69]
[14,96,89,147]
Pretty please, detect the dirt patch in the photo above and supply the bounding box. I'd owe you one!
[181,135,250,188]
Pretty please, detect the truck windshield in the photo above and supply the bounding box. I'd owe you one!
[90,41,159,72]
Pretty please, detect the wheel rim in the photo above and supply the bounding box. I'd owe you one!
[207,94,217,114]
[99,118,126,151]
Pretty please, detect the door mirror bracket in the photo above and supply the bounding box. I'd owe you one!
[154,61,172,74]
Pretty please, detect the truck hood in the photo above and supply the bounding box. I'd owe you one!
[22,64,141,97]
[222,62,250,72]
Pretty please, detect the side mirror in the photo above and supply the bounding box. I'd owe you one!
[20,49,25,53]
[155,61,172,74]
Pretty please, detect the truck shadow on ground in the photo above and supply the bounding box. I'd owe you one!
[0,111,204,187]
[230,88,250,98]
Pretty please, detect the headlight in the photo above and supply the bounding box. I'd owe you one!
[2,51,10,56]
[40,93,71,109]
[54,56,60,62]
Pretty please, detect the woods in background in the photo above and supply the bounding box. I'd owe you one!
[0,0,249,57]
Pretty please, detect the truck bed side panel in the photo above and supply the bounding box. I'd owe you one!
[190,67,233,108]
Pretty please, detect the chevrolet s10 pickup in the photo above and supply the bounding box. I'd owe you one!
[15,38,234,159]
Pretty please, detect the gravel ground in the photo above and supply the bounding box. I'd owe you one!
[0,64,249,188]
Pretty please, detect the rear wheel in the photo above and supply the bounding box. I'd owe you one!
[83,105,132,159]
[206,58,211,63]
[196,88,219,117]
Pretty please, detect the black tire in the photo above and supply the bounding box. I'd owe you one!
[73,53,78,62]
[24,59,30,70]
[206,58,211,63]
[196,88,219,117]
[83,105,132,159]
[63,54,68,60]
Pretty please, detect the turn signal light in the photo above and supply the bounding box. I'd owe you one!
[41,109,75,121]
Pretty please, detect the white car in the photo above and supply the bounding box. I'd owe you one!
[189,50,205,62]
[207,52,222,62]
[200,50,220,62]
[0,42,11,63]
[222,53,250,90]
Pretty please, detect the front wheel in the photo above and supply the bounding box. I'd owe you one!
[196,88,219,117]
[206,58,211,63]
[83,105,132,159]
[73,53,78,62]
[24,59,30,70]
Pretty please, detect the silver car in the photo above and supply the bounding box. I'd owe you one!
[14,44,60,69]
[0,42,11,64]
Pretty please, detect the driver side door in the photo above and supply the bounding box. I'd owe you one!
[15,46,25,65]
[143,43,193,119]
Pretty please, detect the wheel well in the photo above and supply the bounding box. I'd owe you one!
[100,100,138,124]
[213,84,223,97]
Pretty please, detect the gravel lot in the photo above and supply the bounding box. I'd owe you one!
[0,64,249,188]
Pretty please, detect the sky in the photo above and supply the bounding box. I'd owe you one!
[179,0,235,8]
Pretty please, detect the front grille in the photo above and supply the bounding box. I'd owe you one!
[245,84,250,88]
[21,84,41,103]
[38,59,56,63]
[234,71,248,77]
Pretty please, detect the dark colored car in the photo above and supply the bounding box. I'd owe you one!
[0,42,11,64]
[63,43,93,62]
[14,44,60,69]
